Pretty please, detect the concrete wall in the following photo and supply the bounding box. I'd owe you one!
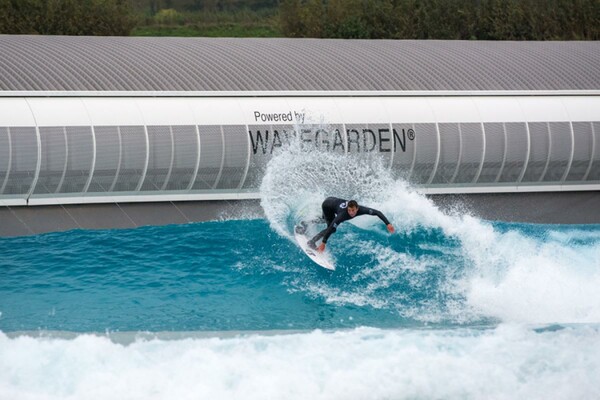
[1,192,598,237]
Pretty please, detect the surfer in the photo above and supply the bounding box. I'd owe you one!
[306,197,395,253]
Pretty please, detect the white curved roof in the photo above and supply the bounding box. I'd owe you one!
[0,35,598,92]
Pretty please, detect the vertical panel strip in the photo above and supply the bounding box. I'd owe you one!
[25,99,42,202]
[473,122,486,183]
[136,125,150,192]
[161,126,176,191]
[0,128,12,194]
[109,126,123,192]
[449,123,463,183]
[83,126,97,193]
[494,123,508,183]
[408,123,417,180]
[237,124,252,190]
[212,125,226,189]
[187,125,201,191]
[55,126,69,193]
[561,121,575,182]
[28,126,42,200]
[517,123,531,183]
[583,122,596,181]
[427,123,441,185]
[81,100,95,194]
[538,122,552,182]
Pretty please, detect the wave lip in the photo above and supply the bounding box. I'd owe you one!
[259,133,600,326]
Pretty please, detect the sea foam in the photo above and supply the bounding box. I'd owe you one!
[1,326,599,400]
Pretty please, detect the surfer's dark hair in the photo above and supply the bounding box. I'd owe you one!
[348,200,358,208]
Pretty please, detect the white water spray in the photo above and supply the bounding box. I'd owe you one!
[260,123,600,324]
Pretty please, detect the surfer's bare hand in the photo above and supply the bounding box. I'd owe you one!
[387,224,395,234]
[317,243,326,253]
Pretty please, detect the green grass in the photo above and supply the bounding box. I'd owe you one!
[131,8,282,38]
[132,23,282,37]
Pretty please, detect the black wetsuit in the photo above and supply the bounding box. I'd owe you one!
[309,197,391,246]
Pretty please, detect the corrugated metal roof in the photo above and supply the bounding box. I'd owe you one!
[0,35,598,92]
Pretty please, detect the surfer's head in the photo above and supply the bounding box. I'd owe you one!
[348,200,358,217]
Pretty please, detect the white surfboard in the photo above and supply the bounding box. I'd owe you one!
[294,228,335,271]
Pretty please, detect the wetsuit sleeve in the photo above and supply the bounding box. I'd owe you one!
[358,206,391,226]
[321,213,347,244]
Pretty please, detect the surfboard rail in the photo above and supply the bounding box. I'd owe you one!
[294,228,335,271]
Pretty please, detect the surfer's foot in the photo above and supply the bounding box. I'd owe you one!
[295,221,308,235]
[307,240,317,250]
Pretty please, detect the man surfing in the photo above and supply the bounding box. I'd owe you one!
[302,197,395,253]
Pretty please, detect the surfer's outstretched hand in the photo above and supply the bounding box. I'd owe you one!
[317,243,326,253]
[387,224,395,234]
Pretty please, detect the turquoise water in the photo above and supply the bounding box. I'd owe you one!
[1,217,599,334]
[0,219,478,333]
[1,143,600,399]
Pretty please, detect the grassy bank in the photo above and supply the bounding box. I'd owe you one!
[131,8,281,37]
[132,24,280,37]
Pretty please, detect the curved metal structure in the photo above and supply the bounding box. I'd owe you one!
[0,96,598,206]
[1,36,599,92]
[0,36,599,208]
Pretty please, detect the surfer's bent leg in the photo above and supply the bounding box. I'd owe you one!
[304,199,335,226]
[307,198,337,249]
[322,204,336,226]
[306,216,325,225]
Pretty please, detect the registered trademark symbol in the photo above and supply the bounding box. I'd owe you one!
[407,129,415,140]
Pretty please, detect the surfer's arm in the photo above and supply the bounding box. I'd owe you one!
[320,225,336,244]
[310,229,330,253]
[309,222,337,252]
[321,213,346,244]
[359,207,395,233]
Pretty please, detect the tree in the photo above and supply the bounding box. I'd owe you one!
[0,0,45,34]
[277,0,599,40]
[301,0,324,37]
[280,0,304,37]
[0,0,137,35]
